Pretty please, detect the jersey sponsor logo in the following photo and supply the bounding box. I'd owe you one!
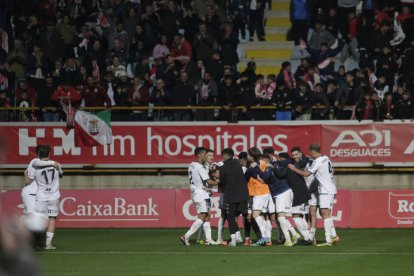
[388,192,414,224]
[330,130,391,157]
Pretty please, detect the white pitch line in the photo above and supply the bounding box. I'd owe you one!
[35,251,414,256]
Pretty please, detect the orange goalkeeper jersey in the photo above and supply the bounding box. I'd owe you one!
[248,160,270,196]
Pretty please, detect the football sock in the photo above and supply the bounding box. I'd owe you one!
[293,217,310,241]
[243,217,251,238]
[278,217,291,243]
[287,221,298,237]
[196,226,204,241]
[235,231,242,242]
[254,216,267,238]
[203,222,212,241]
[300,217,311,240]
[185,219,204,239]
[265,220,272,240]
[324,218,333,243]
[310,228,316,240]
[231,234,236,243]
[331,224,337,238]
[46,232,54,246]
[251,219,262,239]
[217,217,224,241]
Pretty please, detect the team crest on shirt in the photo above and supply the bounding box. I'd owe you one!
[87,118,99,135]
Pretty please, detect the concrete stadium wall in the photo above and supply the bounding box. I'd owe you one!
[2,174,414,190]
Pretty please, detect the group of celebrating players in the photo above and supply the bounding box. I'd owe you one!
[181,143,339,247]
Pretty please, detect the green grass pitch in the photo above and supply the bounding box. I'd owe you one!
[37,228,414,276]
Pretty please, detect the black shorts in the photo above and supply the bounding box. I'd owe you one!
[226,200,248,215]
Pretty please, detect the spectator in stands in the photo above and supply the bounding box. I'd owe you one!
[335,71,363,119]
[153,34,170,60]
[395,90,413,119]
[218,24,239,68]
[113,70,130,121]
[39,73,59,122]
[381,92,396,120]
[107,56,126,78]
[248,0,265,41]
[376,45,397,88]
[8,38,27,81]
[340,11,360,63]
[81,76,111,108]
[61,57,81,87]
[323,7,340,38]
[218,75,239,121]
[294,57,312,82]
[273,82,292,121]
[292,81,312,120]
[195,72,217,121]
[277,61,296,90]
[311,83,330,120]
[171,33,193,63]
[305,42,343,77]
[108,38,127,66]
[193,24,215,62]
[56,14,77,59]
[128,76,150,121]
[16,79,37,107]
[203,4,221,39]
[290,0,310,45]
[171,71,195,121]
[150,77,171,121]
[308,21,336,50]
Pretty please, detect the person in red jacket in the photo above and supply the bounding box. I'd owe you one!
[80,76,112,108]
[51,79,82,107]
[170,33,193,63]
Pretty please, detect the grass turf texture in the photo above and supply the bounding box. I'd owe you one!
[37,228,414,276]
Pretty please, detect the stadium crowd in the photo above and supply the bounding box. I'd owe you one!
[0,0,413,122]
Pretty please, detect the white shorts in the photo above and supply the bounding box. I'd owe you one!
[292,203,307,215]
[319,194,335,210]
[34,199,59,218]
[275,189,293,214]
[194,198,211,214]
[21,193,36,215]
[266,195,276,214]
[308,192,319,206]
[252,194,270,212]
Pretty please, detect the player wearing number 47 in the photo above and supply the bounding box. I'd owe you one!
[27,145,63,250]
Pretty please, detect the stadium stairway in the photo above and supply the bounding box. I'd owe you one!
[237,0,298,76]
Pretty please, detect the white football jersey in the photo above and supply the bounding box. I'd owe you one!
[304,162,316,189]
[22,158,40,196]
[31,160,62,201]
[307,155,337,195]
[188,161,210,202]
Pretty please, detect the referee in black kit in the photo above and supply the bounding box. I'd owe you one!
[219,148,249,247]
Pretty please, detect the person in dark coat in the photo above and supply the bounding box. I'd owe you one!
[219,148,249,246]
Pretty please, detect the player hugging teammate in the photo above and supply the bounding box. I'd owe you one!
[181,144,338,247]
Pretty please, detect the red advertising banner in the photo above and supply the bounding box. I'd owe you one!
[351,190,414,228]
[3,122,414,167]
[0,123,320,168]
[1,189,352,228]
[321,123,414,165]
[1,189,176,228]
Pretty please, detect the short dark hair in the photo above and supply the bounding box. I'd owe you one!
[222,148,234,158]
[248,147,261,160]
[35,145,42,156]
[263,147,275,155]
[308,143,321,153]
[206,148,214,153]
[291,146,301,153]
[194,147,206,156]
[238,151,248,160]
[38,145,51,159]
[261,153,271,160]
